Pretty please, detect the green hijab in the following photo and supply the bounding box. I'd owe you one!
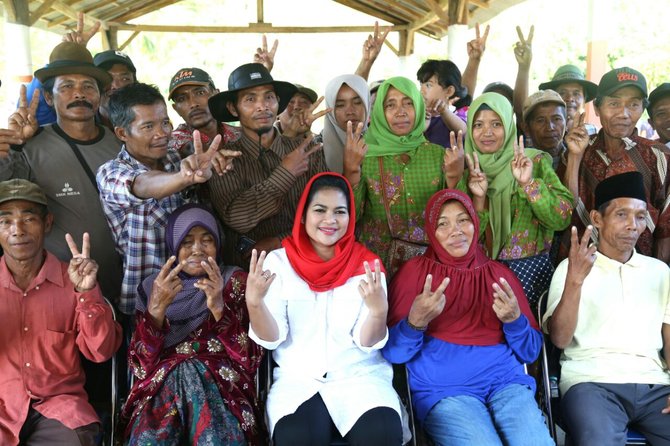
[365,76,427,157]
[464,92,548,259]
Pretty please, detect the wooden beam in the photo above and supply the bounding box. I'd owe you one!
[29,0,58,26]
[458,0,469,24]
[114,24,408,33]
[398,29,415,56]
[256,0,264,23]
[107,26,118,49]
[50,0,107,29]
[119,30,140,51]
[469,0,489,7]
[333,0,400,27]
[384,39,399,57]
[408,0,448,31]
[2,0,18,22]
[3,0,30,24]
[112,0,181,23]
[425,0,450,25]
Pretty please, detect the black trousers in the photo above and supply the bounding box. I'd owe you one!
[18,407,100,446]
[273,392,403,446]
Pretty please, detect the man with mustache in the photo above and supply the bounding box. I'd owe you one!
[560,67,670,263]
[168,67,241,158]
[0,42,124,306]
[96,82,234,316]
[522,90,567,170]
[207,63,326,268]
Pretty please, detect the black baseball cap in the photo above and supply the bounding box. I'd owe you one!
[93,50,137,73]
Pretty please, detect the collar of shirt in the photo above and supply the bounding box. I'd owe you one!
[594,249,644,270]
[0,251,65,292]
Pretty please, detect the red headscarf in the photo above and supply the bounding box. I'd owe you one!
[282,172,383,292]
[387,189,538,345]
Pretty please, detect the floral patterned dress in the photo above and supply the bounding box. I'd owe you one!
[118,271,266,445]
[353,142,447,272]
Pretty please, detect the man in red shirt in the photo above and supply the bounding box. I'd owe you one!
[0,179,122,445]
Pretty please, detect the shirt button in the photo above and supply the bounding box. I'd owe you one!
[88,314,92,318]
[25,362,31,367]
[23,293,27,297]
[35,286,39,290]
[79,298,85,302]
[24,327,28,331]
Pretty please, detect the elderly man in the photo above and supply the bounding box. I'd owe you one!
[648,83,670,147]
[0,179,122,445]
[97,82,228,316]
[560,67,670,263]
[168,67,241,158]
[522,90,567,170]
[0,42,123,305]
[207,63,326,267]
[544,172,670,445]
[539,64,599,133]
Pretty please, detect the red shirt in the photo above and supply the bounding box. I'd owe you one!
[0,252,122,445]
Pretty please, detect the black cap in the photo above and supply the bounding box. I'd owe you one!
[93,50,137,73]
[595,171,646,209]
[648,83,670,116]
[597,67,648,102]
[168,67,216,100]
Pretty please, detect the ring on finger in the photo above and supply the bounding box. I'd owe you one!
[262,271,271,280]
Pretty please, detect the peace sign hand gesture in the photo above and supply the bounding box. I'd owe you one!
[362,21,390,62]
[253,35,279,72]
[566,225,597,284]
[565,112,589,157]
[182,130,240,180]
[66,232,98,292]
[492,277,521,323]
[407,274,450,329]
[147,256,185,327]
[511,136,533,187]
[443,130,465,179]
[280,136,322,177]
[8,84,40,142]
[343,120,368,170]
[62,12,101,47]
[358,260,387,316]
[283,96,332,137]
[514,25,534,68]
[193,256,225,321]
[465,151,488,199]
[467,23,490,61]
[246,249,276,306]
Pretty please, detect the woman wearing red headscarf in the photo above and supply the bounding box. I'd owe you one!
[383,189,553,445]
[246,172,404,446]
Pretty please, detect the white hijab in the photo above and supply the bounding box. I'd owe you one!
[323,74,371,173]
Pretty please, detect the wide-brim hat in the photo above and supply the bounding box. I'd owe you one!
[538,64,598,103]
[35,42,112,87]
[208,63,297,122]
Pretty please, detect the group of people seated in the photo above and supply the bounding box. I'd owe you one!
[1,13,670,446]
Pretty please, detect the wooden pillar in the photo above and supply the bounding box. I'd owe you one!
[2,0,33,83]
[398,29,414,56]
[586,0,607,127]
[102,26,119,50]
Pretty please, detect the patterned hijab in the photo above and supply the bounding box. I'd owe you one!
[323,74,370,173]
[388,189,538,345]
[137,204,237,348]
[365,76,428,156]
[282,172,382,291]
[464,92,548,258]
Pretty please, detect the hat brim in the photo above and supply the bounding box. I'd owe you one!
[538,79,598,103]
[209,81,297,122]
[35,62,112,88]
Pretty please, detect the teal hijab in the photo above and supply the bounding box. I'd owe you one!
[365,76,427,157]
[464,92,549,258]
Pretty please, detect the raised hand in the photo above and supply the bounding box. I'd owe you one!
[0,129,25,158]
[193,256,225,321]
[407,274,450,329]
[62,12,101,46]
[66,232,98,292]
[492,277,521,323]
[283,96,332,136]
[343,120,368,170]
[361,21,390,62]
[514,25,534,69]
[465,150,488,199]
[467,23,490,61]
[147,256,185,326]
[443,130,465,179]
[182,130,239,180]
[280,136,322,177]
[253,35,278,72]
[566,225,597,284]
[357,260,387,316]
[511,135,533,187]
[246,249,276,306]
[565,112,589,156]
[8,84,40,143]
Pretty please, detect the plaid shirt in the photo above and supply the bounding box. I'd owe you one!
[96,147,193,315]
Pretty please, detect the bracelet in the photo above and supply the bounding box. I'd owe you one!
[406,317,427,332]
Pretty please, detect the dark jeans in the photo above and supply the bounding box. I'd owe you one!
[18,407,100,446]
[562,382,670,446]
[273,393,403,446]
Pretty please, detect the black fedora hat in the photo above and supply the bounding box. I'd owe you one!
[35,42,111,87]
[209,63,297,122]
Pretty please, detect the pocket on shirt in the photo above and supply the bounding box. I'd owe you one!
[38,329,78,376]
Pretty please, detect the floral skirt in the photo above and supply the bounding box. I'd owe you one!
[128,359,246,446]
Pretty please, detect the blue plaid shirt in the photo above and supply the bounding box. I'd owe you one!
[96,147,193,315]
